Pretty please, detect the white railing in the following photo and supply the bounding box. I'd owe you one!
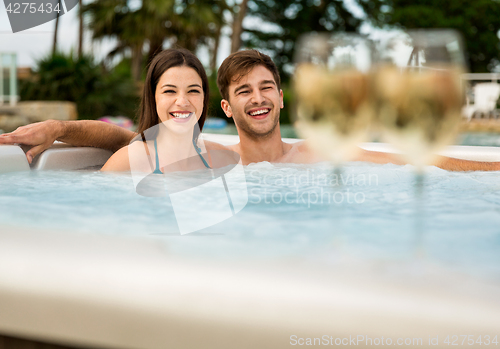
[461,73,500,82]
[0,53,18,106]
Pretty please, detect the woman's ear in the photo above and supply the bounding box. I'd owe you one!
[221,99,233,119]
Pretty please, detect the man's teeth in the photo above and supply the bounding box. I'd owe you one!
[172,113,191,119]
[249,109,269,116]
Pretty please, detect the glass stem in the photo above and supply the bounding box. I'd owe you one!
[414,170,425,259]
[333,166,342,188]
[332,164,344,249]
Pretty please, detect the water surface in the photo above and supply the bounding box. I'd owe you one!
[1,162,500,282]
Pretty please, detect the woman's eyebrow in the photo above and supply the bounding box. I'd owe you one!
[161,84,201,88]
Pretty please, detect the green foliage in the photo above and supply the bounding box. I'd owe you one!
[363,0,500,72]
[242,0,500,74]
[280,84,293,125]
[243,0,375,83]
[20,52,138,120]
[83,0,225,80]
[207,73,230,121]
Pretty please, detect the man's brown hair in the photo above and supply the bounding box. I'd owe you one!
[217,49,281,101]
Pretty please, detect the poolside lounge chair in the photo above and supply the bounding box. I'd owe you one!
[462,82,500,120]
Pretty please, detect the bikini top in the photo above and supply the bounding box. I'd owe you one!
[153,138,211,174]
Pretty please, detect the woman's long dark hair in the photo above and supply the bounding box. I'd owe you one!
[135,48,209,138]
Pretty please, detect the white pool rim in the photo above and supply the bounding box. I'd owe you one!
[2,133,500,173]
[1,133,500,348]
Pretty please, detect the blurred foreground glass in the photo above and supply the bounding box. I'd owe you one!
[372,30,466,171]
[293,33,374,165]
[373,29,466,256]
[293,33,374,247]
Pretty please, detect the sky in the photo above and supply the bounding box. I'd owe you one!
[1,0,90,67]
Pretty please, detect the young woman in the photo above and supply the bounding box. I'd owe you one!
[101,48,228,173]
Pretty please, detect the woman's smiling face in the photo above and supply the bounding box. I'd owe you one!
[155,66,204,131]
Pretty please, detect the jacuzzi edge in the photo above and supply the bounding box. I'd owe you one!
[2,133,500,174]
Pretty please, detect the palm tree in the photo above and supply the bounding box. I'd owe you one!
[171,0,227,73]
[83,0,227,80]
[230,0,248,53]
[141,0,176,65]
[52,0,61,56]
[83,0,148,81]
[78,0,83,58]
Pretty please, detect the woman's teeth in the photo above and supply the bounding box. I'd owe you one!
[249,109,269,116]
[172,112,191,119]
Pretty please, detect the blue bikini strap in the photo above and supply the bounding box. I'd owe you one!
[153,138,163,174]
[153,137,210,172]
[193,138,211,169]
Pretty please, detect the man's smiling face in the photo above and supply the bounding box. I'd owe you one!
[221,65,283,139]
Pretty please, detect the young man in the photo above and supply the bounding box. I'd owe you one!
[217,50,313,164]
[0,49,498,170]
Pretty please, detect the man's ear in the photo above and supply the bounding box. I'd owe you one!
[221,99,233,119]
[279,89,284,109]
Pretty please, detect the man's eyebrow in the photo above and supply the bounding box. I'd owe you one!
[260,80,276,86]
[234,83,250,95]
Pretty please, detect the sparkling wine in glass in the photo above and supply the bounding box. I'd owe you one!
[293,33,374,166]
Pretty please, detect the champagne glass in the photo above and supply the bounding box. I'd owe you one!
[372,30,466,256]
[293,33,374,168]
[293,33,374,246]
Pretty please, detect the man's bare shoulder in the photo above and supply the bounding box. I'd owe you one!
[277,140,322,164]
[203,140,232,151]
[226,143,239,152]
[204,141,239,153]
[201,140,242,167]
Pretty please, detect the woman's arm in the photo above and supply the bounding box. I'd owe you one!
[100,146,131,172]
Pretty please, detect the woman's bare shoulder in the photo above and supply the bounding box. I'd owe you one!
[100,145,131,172]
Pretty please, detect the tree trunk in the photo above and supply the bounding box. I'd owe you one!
[78,0,83,58]
[131,43,143,82]
[230,0,249,53]
[52,0,61,56]
[210,23,222,73]
[147,37,164,65]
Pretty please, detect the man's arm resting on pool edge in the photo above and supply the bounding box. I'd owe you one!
[0,119,136,163]
[355,149,500,171]
[433,156,500,171]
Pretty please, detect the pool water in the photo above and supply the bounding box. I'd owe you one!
[1,162,500,281]
[458,132,500,147]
